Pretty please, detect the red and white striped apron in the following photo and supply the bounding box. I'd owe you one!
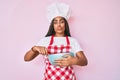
[44,35,76,80]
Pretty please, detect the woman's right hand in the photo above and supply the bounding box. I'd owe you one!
[31,46,48,55]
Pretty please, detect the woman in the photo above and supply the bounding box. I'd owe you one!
[24,3,88,80]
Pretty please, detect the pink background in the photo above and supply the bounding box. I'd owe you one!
[0,0,120,80]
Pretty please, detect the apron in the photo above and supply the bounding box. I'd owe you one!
[44,35,76,80]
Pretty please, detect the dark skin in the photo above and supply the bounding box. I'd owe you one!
[24,16,88,67]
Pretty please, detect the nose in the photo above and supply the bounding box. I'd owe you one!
[57,22,61,26]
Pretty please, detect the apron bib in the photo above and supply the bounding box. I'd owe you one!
[44,35,76,80]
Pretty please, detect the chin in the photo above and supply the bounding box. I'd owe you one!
[57,32,63,34]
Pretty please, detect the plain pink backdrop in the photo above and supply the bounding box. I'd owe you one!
[0,0,120,80]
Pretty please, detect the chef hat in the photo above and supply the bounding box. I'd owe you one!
[47,2,71,22]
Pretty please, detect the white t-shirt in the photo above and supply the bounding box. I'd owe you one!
[36,36,83,55]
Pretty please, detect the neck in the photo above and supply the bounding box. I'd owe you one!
[54,33,65,37]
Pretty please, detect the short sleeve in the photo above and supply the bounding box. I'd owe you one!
[70,38,83,54]
[35,37,50,47]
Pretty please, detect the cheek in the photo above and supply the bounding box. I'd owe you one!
[61,24,65,30]
[62,26,65,30]
[53,25,57,30]
[54,25,57,29]
[61,23,65,26]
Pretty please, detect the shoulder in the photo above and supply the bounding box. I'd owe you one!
[68,36,81,46]
[39,36,51,41]
[36,36,51,46]
[68,37,83,52]
[68,37,78,42]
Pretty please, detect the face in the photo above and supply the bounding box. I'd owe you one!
[53,16,65,36]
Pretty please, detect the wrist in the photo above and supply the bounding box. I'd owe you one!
[70,57,79,65]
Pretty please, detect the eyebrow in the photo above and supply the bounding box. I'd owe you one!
[54,18,64,22]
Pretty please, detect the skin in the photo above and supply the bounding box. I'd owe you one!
[53,16,65,37]
[24,16,88,67]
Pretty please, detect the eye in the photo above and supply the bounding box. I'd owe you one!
[53,21,57,24]
[60,20,65,23]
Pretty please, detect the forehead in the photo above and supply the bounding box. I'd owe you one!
[54,16,64,21]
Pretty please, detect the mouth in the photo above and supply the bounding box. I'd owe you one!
[57,27,62,30]
[57,28,62,31]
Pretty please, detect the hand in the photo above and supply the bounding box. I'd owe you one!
[32,46,48,55]
[54,54,73,67]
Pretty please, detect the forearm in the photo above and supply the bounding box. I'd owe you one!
[71,51,88,66]
[24,49,39,61]
[71,56,87,66]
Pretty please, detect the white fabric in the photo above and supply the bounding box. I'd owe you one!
[36,36,83,54]
[47,2,71,22]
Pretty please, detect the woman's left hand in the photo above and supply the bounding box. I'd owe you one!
[54,54,73,67]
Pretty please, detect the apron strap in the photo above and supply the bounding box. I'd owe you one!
[49,35,54,45]
[49,35,70,45]
[66,36,70,45]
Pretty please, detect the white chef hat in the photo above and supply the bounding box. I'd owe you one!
[47,2,71,22]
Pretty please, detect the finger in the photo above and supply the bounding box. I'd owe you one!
[42,47,48,55]
[54,60,65,66]
[62,55,69,58]
[56,63,68,67]
[54,60,67,64]
[55,62,63,67]
[55,63,61,66]
[55,61,69,67]
[63,54,71,58]
[54,59,64,62]
[36,49,41,54]
[39,49,45,55]
[44,48,48,55]
[55,57,67,61]
[41,47,48,55]
[54,60,62,63]
[62,58,67,61]
[38,49,43,54]
[55,60,69,66]
[61,63,69,67]
[33,46,39,53]
[41,48,46,55]
[42,51,46,55]
[59,60,69,66]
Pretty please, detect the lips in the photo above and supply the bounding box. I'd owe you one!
[57,27,62,30]
[57,29,62,31]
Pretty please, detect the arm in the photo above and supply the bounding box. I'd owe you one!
[71,51,88,66]
[24,46,48,61]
